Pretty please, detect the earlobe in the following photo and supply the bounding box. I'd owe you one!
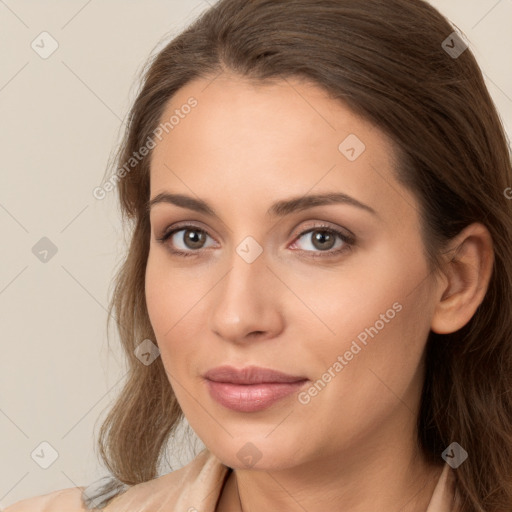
[430,223,494,335]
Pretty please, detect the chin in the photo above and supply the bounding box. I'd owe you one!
[203,435,307,471]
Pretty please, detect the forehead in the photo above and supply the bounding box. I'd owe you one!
[148,74,414,223]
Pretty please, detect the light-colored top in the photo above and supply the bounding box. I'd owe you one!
[4,448,461,511]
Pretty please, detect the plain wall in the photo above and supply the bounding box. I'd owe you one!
[1,0,511,508]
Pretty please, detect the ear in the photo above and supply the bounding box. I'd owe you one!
[430,222,494,335]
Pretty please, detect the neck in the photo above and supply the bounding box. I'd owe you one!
[220,440,443,512]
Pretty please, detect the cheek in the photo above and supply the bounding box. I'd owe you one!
[144,251,208,375]
[294,250,431,408]
[285,265,405,365]
[145,251,196,337]
[145,254,170,338]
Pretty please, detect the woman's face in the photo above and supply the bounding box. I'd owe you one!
[145,73,440,471]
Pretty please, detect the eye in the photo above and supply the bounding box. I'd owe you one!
[156,225,216,257]
[289,224,354,258]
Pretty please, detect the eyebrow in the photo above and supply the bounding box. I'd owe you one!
[147,191,378,218]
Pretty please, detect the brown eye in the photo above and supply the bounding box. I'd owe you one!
[157,226,216,256]
[290,225,353,256]
[180,229,207,250]
[310,229,337,251]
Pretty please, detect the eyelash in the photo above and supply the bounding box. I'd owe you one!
[156,222,355,259]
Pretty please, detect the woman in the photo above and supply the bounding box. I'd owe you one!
[6,0,512,510]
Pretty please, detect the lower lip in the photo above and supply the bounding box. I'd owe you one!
[205,379,308,412]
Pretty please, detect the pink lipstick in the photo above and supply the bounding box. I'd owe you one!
[203,365,308,412]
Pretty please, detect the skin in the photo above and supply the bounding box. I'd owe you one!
[145,72,494,512]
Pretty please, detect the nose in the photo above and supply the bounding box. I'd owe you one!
[209,243,285,344]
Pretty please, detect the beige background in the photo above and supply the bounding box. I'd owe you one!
[0,0,511,507]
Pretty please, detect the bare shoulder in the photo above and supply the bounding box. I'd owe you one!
[3,486,88,512]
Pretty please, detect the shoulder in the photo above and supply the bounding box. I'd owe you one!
[3,486,88,512]
[103,448,230,511]
[3,450,229,512]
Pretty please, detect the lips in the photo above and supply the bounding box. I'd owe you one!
[203,365,307,384]
[203,365,309,412]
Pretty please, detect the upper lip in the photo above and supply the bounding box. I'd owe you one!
[203,365,307,384]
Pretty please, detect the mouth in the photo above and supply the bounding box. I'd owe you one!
[203,365,309,412]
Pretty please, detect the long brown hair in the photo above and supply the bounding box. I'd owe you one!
[87,1,512,510]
